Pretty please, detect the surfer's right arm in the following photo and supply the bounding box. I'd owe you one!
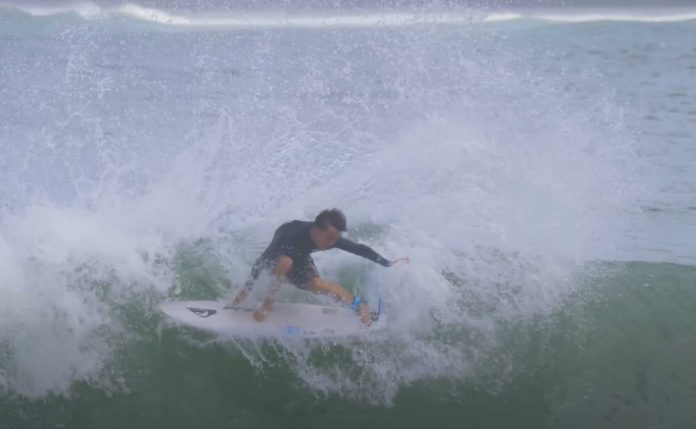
[253,256,293,322]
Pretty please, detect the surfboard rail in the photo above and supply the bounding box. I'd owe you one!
[159,300,387,338]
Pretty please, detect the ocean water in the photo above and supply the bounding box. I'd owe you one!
[0,3,695,428]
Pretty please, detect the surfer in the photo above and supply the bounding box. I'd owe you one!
[232,209,408,325]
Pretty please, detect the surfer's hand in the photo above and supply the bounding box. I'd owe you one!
[232,289,249,305]
[390,257,410,266]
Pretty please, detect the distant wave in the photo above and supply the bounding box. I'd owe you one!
[0,2,474,28]
[2,2,696,28]
[0,2,88,19]
[112,5,474,27]
[485,11,696,24]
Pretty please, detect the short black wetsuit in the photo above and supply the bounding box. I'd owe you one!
[244,220,391,290]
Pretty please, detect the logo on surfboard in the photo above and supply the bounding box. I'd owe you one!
[186,307,217,318]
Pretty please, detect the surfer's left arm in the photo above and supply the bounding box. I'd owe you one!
[334,238,409,267]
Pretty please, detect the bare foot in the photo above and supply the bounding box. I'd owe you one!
[253,299,273,322]
[253,308,267,322]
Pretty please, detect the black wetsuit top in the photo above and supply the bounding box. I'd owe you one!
[244,220,390,289]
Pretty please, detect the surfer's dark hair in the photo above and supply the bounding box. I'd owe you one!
[315,209,347,232]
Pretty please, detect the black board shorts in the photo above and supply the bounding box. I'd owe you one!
[286,257,319,290]
[244,255,319,291]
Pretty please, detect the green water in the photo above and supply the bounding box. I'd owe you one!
[2,261,694,429]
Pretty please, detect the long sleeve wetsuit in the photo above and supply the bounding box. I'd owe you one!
[243,220,390,290]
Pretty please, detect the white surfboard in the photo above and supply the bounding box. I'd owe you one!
[159,300,387,338]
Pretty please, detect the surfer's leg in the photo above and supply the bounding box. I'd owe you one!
[306,277,372,324]
[290,259,372,324]
[233,257,268,304]
[306,277,352,304]
[253,256,293,322]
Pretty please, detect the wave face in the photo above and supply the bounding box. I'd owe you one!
[2,261,695,428]
[0,2,695,428]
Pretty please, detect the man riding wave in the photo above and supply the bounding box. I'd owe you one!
[232,209,408,324]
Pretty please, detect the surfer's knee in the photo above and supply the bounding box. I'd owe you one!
[273,256,293,277]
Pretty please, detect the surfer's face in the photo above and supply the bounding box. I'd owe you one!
[312,225,341,250]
